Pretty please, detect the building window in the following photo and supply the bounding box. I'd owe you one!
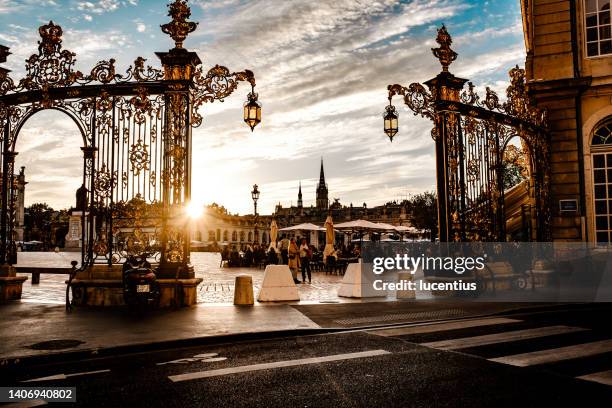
[592,118,612,145]
[240,231,245,242]
[592,118,612,242]
[208,231,215,241]
[223,230,228,241]
[232,231,237,241]
[194,230,202,241]
[585,0,612,57]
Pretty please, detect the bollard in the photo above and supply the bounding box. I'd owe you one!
[31,272,40,285]
[234,275,254,305]
[396,272,415,300]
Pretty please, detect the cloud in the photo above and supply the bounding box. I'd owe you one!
[0,0,526,214]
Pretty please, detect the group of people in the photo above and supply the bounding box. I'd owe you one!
[220,236,363,284]
[220,244,267,268]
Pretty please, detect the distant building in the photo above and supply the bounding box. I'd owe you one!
[191,159,414,246]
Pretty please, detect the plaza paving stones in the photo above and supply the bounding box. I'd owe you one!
[16,252,350,305]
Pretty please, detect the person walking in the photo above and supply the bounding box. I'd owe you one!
[299,238,311,283]
[288,238,301,284]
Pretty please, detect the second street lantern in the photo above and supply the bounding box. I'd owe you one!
[383,101,399,141]
[244,85,262,131]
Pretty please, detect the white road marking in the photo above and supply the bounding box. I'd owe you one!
[577,369,612,386]
[169,349,390,383]
[157,353,226,366]
[489,339,612,367]
[368,317,521,337]
[21,369,110,383]
[421,326,588,350]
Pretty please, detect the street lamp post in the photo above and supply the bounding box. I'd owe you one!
[251,184,260,244]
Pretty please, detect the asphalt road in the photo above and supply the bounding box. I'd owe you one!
[2,304,612,407]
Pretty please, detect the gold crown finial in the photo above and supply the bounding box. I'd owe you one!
[161,0,198,49]
[38,21,63,56]
[431,25,457,72]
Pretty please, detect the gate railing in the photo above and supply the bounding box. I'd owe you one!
[385,26,550,242]
[0,1,262,277]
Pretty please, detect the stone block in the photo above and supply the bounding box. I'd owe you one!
[338,261,385,298]
[257,265,299,302]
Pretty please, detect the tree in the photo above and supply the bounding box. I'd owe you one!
[408,191,438,241]
[24,203,54,242]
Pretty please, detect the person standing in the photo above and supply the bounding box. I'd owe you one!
[299,238,311,283]
[280,235,290,265]
[288,238,301,284]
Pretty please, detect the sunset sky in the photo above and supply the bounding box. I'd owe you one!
[0,0,525,215]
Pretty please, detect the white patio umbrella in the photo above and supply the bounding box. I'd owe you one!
[280,223,325,248]
[334,220,385,231]
[279,223,325,232]
[374,222,398,231]
[334,219,384,248]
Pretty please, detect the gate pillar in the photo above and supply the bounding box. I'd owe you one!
[423,26,468,242]
[155,10,202,280]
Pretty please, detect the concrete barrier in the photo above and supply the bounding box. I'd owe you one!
[234,275,254,306]
[257,265,300,302]
[396,271,416,300]
[338,261,385,298]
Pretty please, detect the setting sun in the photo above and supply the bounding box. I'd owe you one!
[186,201,204,219]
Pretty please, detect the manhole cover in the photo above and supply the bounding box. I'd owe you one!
[28,339,85,350]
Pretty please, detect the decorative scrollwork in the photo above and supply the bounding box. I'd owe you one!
[130,139,150,175]
[82,60,117,84]
[388,83,434,119]
[191,65,256,127]
[94,164,113,198]
[0,68,14,96]
[19,21,79,91]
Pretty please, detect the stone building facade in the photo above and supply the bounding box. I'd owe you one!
[522,0,612,242]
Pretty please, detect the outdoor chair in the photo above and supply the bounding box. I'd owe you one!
[220,252,230,267]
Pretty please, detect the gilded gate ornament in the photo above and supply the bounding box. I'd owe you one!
[0,1,261,269]
[385,26,551,242]
[161,0,198,49]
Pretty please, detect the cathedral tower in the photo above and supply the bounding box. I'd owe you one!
[316,158,328,210]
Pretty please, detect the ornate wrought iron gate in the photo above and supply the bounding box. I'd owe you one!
[0,1,260,277]
[386,26,550,242]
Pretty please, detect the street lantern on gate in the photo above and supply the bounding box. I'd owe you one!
[244,85,262,132]
[383,98,398,142]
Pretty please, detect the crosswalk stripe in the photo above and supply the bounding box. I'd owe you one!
[577,369,612,386]
[168,349,390,383]
[421,326,588,350]
[368,317,521,337]
[489,339,612,367]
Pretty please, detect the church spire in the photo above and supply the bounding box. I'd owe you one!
[297,181,303,208]
[316,157,329,210]
[319,157,325,185]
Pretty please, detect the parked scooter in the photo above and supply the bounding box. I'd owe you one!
[122,253,160,309]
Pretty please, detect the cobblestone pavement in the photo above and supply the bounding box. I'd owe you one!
[16,252,349,305]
